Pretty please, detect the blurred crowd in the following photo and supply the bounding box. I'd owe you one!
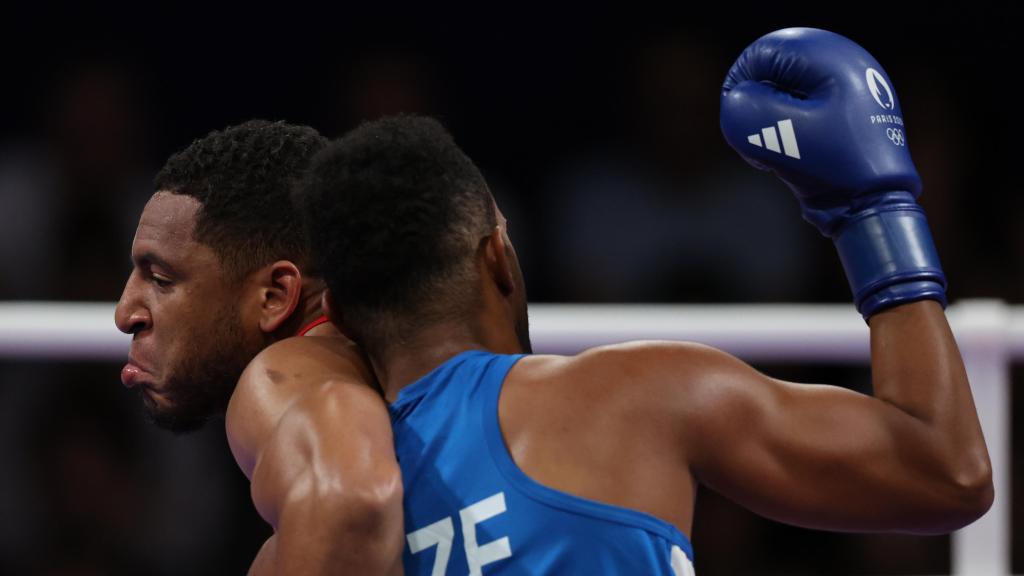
[0,6,1015,575]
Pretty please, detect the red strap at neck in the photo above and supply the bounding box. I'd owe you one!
[296,315,330,337]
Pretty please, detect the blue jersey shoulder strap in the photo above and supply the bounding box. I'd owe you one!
[392,349,696,575]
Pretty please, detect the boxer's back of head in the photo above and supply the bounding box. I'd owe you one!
[303,115,497,352]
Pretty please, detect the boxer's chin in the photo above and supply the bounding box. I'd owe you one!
[142,309,263,434]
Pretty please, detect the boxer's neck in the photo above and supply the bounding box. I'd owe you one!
[373,313,523,404]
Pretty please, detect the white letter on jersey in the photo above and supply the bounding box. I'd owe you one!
[460,492,512,575]
[407,517,455,576]
[670,545,696,576]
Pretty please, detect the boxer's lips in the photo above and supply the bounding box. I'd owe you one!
[121,354,155,388]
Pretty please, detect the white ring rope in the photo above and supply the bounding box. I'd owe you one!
[0,300,1016,575]
[2,300,1023,360]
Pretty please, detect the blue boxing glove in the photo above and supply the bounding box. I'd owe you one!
[720,28,946,318]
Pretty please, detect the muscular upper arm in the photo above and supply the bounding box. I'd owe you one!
[250,380,403,575]
[618,341,967,533]
[227,336,403,574]
[249,378,399,528]
[227,335,376,478]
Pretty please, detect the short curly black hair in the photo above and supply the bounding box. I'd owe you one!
[302,115,496,352]
[154,119,327,280]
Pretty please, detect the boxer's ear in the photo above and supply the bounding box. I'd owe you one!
[253,260,303,334]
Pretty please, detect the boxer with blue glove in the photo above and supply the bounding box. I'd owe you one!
[696,28,992,532]
[300,29,992,576]
[721,27,945,318]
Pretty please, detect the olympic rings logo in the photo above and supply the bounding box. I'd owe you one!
[886,128,905,146]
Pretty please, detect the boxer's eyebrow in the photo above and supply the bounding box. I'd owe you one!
[131,251,177,274]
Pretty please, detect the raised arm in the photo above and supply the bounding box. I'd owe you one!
[676,301,990,533]
[685,27,993,533]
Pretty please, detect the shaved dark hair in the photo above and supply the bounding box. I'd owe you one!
[302,115,497,353]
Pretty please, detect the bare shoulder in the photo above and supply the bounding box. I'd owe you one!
[516,340,747,393]
[233,335,376,412]
[227,335,378,478]
[509,340,765,426]
[245,347,397,530]
[498,341,752,521]
[244,335,374,388]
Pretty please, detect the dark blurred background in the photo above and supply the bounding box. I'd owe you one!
[0,2,1017,574]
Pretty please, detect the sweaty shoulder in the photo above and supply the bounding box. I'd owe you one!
[506,340,759,452]
[511,340,739,402]
[500,341,746,530]
[227,335,378,478]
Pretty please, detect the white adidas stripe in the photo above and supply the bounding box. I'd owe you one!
[747,119,801,160]
[761,125,781,153]
[776,119,800,159]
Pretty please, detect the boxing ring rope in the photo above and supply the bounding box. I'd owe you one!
[0,300,1017,576]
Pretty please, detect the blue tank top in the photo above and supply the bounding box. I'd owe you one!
[389,349,696,575]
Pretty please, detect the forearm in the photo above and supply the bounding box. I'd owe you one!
[869,300,992,511]
[717,27,993,533]
[870,301,969,420]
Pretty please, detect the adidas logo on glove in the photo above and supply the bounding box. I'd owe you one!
[747,119,801,159]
